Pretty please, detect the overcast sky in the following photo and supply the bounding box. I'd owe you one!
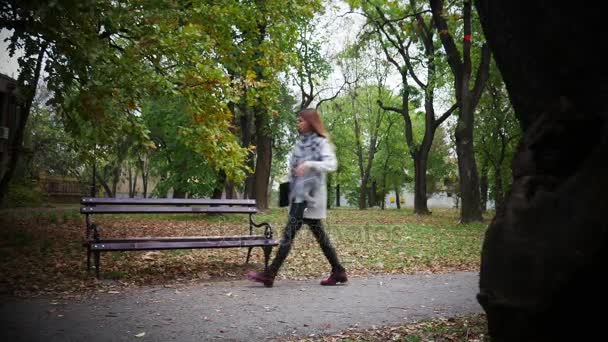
[0,29,21,78]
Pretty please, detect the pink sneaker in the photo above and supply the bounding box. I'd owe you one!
[247,271,275,288]
[320,271,348,286]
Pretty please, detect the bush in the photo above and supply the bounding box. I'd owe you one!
[3,180,48,208]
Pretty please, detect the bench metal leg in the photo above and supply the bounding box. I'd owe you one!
[94,251,101,279]
[245,247,253,264]
[263,246,273,272]
[86,246,91,271]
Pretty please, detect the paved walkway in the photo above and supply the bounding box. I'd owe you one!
[0,272,482,341]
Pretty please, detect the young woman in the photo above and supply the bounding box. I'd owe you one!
[247,108,347,287]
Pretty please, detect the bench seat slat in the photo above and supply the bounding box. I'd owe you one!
[81,206,257,214]
[85,235,269,243]
[88,239,279,251]
[81,197,256,206]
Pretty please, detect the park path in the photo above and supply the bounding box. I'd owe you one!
[0,272,482,341]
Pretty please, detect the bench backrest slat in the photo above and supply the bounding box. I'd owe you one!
[80,197,256,206]
[81,206,257,214]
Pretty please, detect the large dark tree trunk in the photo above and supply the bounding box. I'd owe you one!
[475,1,608,340]
[0,44,46,206]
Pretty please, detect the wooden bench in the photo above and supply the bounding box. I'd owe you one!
[80,197,278,278]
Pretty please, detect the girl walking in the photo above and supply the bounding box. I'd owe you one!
[247,108,347,287]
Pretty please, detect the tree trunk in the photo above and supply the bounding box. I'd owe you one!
[172,189,186,199]
[96,173,113,198]
[395,188,401,209]
[431,0,490,223]
[253,111,272,210]
[212,170,226,199]
[480,164,489,213]
[456,122,483,223]
[239,104,255,199]
[111,166,120,198]
[413,150,431,215]
[336,183,340,207]
[224,181,236,199]
[137,156,149,198]
[369,180,377,208]
[359,177,368,210]
[492,167,504,214]
[326,173,331,209]
[128,166,138,198]
[455,102,484,223]
[0,44,46,206]
[475,1,608,340]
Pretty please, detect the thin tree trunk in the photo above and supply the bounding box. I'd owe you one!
[326,173,331,209]
[96,173,113,198]
[493,168,504,214]
[395,188,401,209]
[253,110,272,210]
[137,156,149,198]
[480,163,489,213]
[239,104,255,199]
[336,183,340,207]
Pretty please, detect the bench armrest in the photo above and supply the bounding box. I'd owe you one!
[249,216,274,239]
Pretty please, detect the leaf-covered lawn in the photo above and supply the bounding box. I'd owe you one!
[287,314,489,342]
[0,207,489,298]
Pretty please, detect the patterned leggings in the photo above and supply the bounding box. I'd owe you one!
[267,202,345,276]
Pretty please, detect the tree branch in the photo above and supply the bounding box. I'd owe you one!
[377,100,403,115]
[471,43,491,108]
[433,102,458,129]
[430,0,463,84]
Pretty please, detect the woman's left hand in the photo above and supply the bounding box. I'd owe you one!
[295,163,309,176]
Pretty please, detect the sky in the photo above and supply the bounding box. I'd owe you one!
[0,29,21,79]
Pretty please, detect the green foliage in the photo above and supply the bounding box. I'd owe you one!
[141,96,217,198]
[475,60,521,203]
[2,0,325,186]
[22,88,82,180]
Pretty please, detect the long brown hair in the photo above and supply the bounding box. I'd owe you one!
[298,108,328,138]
